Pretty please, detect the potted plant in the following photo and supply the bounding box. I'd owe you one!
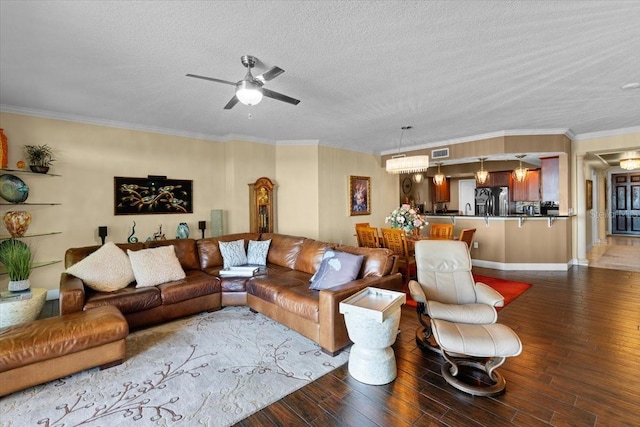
[24,144,55,174]
[0,238,32,291]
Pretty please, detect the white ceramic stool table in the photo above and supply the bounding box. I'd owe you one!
[339,287,406,385]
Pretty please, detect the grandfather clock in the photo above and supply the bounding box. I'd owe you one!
[249,177,276,233]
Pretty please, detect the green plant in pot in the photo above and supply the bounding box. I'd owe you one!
[0,238,32,291]
[24,144,55,174]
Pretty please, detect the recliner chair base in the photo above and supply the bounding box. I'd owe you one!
[441,353,507,396]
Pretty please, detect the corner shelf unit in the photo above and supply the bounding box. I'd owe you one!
[0,168,62,276]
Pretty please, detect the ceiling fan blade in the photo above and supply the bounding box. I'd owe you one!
[262,88,300,105]
[186,74,237,86]
[223,95,239,110]
[255,66,284,83]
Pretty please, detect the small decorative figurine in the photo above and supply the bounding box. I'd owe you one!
[127,221,139,243]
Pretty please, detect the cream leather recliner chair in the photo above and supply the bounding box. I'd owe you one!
[408,240,522,396]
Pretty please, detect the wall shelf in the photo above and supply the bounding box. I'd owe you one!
[0,168,61,177]
[0,232,61,239]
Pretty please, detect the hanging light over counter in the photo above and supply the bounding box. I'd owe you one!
[433,162,446,186]
[386,126,429,174]
[513,154,528,182]
[475,157,490,185]
[620,157,640,170]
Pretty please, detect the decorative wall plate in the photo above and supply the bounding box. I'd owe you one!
[0,174,29,203]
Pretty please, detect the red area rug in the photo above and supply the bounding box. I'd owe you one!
[405,274,532,310]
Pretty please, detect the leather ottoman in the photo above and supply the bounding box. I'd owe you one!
[0,305,129,396]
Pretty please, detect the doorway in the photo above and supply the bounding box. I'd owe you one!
[611,172,640,235]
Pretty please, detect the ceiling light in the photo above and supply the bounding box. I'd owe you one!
[433,163,445,186]
[620,157,640,170]
[475,157,490,185]
[513,154,528,182]
[620,82,640,90]
[412,173,424,183]
[236,80,264,106]
[386,126,429,174]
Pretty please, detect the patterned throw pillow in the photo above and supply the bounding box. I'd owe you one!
[128,245,186,288]
[247,239,271,265]
[309,249,364,291]
[219,239,248,269]
[65,242,135,292]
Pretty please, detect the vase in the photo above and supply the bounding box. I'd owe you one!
[8,279,30,292]
[3,211,32,237]
[29,165,49,174]
[176,222,189,239]
[0,128,7,169]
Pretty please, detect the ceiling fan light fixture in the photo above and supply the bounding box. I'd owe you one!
[386,126,429,174]
[475,157,490,185]
[513,154,528,182]
[236,80,263,106]
[433,162,445,186]
[620,157,640,170]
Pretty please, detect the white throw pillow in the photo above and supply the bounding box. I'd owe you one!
[65,242,135,292]
[219,239,248,268]
[128,245,186,288]
[247,239,271,265]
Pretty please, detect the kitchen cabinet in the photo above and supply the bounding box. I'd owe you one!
[510,169,541,201]
[430,178,450,203]
[541,157,559,202]
[476,171,510,188]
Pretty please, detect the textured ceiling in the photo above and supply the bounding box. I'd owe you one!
[1,1,639,158]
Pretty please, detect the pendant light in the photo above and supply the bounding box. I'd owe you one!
[433,163,445,186]
[475,157,490,185]
[386,126,430,174]
[412,173,424,183]
[513,154,528,182]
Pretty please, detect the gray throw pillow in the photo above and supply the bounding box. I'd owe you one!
[219,239,248,269]
[247,239,271,265]
[309,249,364,290]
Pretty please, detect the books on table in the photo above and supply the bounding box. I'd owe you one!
[0,289,33,303]
[219,265,264,277]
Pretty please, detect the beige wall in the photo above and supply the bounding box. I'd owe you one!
[0,112,400,293]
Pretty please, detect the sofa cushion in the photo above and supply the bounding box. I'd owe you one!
[158,270,221,305]
[247,239,271,265]
[128,245,186,288]
[309,249,364,290]
[294,239,335,275]
[145,239,200,271]
[197,233,260,269]
[84,285,162,314]
[337,245,396,278]
[260,233,306,269]
[219,239,248,268]
[65,242,135,292]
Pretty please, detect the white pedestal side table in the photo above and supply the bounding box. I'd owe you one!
[339,287,406,385]
[0,288,47,329]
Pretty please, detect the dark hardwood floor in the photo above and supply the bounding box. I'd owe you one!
[237,266,640,426]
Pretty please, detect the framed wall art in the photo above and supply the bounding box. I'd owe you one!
[114,176,193,215]
[585,179,593,210]
[349,175,370,216]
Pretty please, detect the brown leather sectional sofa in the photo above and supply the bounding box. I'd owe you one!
[60,233,402,355]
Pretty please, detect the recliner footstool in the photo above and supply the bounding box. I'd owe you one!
[431,319,522,396]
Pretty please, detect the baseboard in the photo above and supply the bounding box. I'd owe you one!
[471,259,572,271]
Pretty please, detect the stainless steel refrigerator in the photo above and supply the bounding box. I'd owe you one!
[475,187,509,216]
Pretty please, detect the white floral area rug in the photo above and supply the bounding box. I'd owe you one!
[0,306,349,426]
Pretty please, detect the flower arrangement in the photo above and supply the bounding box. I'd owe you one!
[385,204,427,233]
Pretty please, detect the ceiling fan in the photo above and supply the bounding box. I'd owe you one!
[186,55,300,109]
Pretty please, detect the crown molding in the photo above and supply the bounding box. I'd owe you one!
[571,126,640,141]
[380,129,571,156]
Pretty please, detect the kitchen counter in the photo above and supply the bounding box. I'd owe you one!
[420,215,573,271]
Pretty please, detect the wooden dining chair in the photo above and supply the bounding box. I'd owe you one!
[356,226,380,248]
[429,223,454,240]
[354,222,371,246]
[380,227,416,287]
[458,228,476,249]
